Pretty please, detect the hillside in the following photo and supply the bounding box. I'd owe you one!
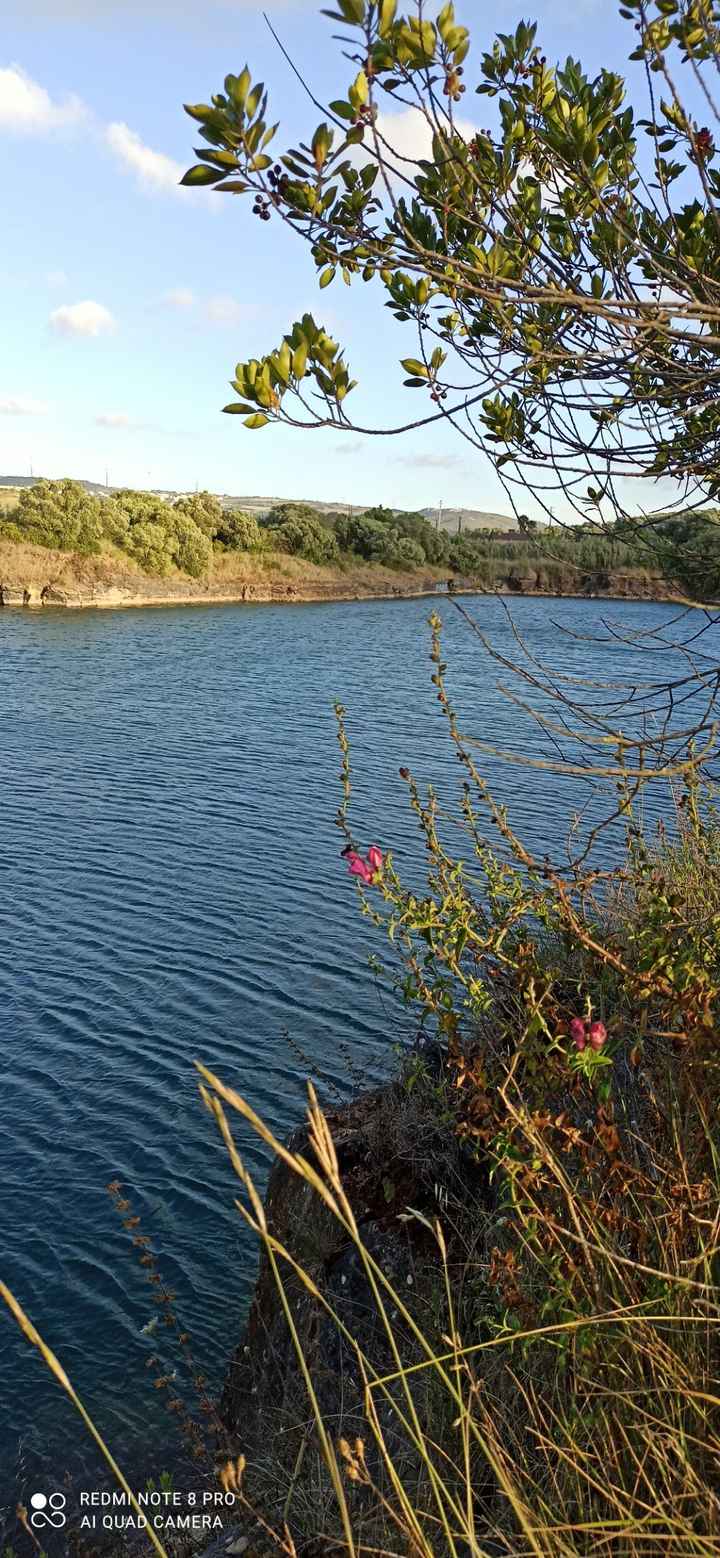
[0,478,518,532]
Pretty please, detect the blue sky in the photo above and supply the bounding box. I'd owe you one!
[2,0,626,514]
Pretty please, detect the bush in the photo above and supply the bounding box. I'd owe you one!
[333,514,388,560]
[214,509,263,551]
[378,530,426,569]
[265,501,321,529]
[126,520,175,576]
[275,513,340,565]
[112,488,169,526]
[168,513,213,578]
[172,490,224,539]
[0,521,23,544]
[14,478,106,555]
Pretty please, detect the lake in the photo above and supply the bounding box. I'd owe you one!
[0,593,696,1536]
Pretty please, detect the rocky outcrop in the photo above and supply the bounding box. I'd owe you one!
[0,583,41,606]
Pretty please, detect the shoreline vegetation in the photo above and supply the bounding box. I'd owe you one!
[0,537,691,611]
[0,479,712,614]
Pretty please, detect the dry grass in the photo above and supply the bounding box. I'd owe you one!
[0,536,441,601]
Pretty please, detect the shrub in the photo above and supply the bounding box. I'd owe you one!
[377,530,426,569]
[14,478,106,555]
[333,514,387,559]
[214,509,263,551]
[172,490,224,539]
[265,501,321,529]
[167,512,213,577]
[275,513,340,565]
[126,520,175,576]
[0,521,23,544]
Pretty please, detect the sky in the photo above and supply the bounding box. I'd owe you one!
[2,0,627,515]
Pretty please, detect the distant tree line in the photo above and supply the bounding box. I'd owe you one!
[0,479,717,594]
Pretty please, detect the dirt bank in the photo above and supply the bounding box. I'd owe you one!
[0,540,689,611]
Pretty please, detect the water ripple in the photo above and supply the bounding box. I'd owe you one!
[0,593,690,1536]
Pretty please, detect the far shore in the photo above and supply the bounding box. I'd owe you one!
[0,538,697,614]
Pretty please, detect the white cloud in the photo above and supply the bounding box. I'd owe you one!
[0,65,85,133]
[105,121,186,194]
[396,452,465,471]
[204,295,257,326]
[374,107,476,177]
[49,300,116,338]
[95,411,133,428]
[163,287,195,308]
[0,395,49,416]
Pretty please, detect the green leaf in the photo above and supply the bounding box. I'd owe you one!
[243,413,270,428]
[196,148,239,169]
[245,83,265,120]
[400,357,429,376]
[292,341,309,378]
[319,266,336,288]
[180,164,226,186]
[230,66,251,111]
[349,70,369,109]
[330,99,355,123]
[223,402,255,414]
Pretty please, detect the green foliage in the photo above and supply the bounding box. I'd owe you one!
[14,479,107,555]
[173,490,224,538]
[168,511,213,577]
[275,512,340,564]
[654,508,720,598]
[0,521,24,544]
[111,488,166,525]
[214,508,264,550]
[265,501,322,529]
[183,4,720,592]
[126,520,176,576]
[379,530,426,568]
[4,478,712,591]
[332,506,448,568]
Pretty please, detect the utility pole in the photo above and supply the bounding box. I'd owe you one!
[435,497,443,532]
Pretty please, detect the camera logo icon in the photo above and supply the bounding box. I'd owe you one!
[29,1492,67,1530]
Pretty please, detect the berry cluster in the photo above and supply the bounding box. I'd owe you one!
[253,164,290,221]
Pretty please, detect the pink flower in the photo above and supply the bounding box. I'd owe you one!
[367,845,384,874]
[588,1021,607,1052]
[346,851,373,884]
[570,1017,587,1051]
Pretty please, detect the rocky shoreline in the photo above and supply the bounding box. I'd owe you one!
[0,574,690,613]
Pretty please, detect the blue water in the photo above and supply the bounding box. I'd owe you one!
[0,593,698,1535]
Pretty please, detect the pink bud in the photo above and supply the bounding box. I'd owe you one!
[367,845,384,873]
[588,1021,607,1052]
[347,853,373,884]
[570,1018,587,1051]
